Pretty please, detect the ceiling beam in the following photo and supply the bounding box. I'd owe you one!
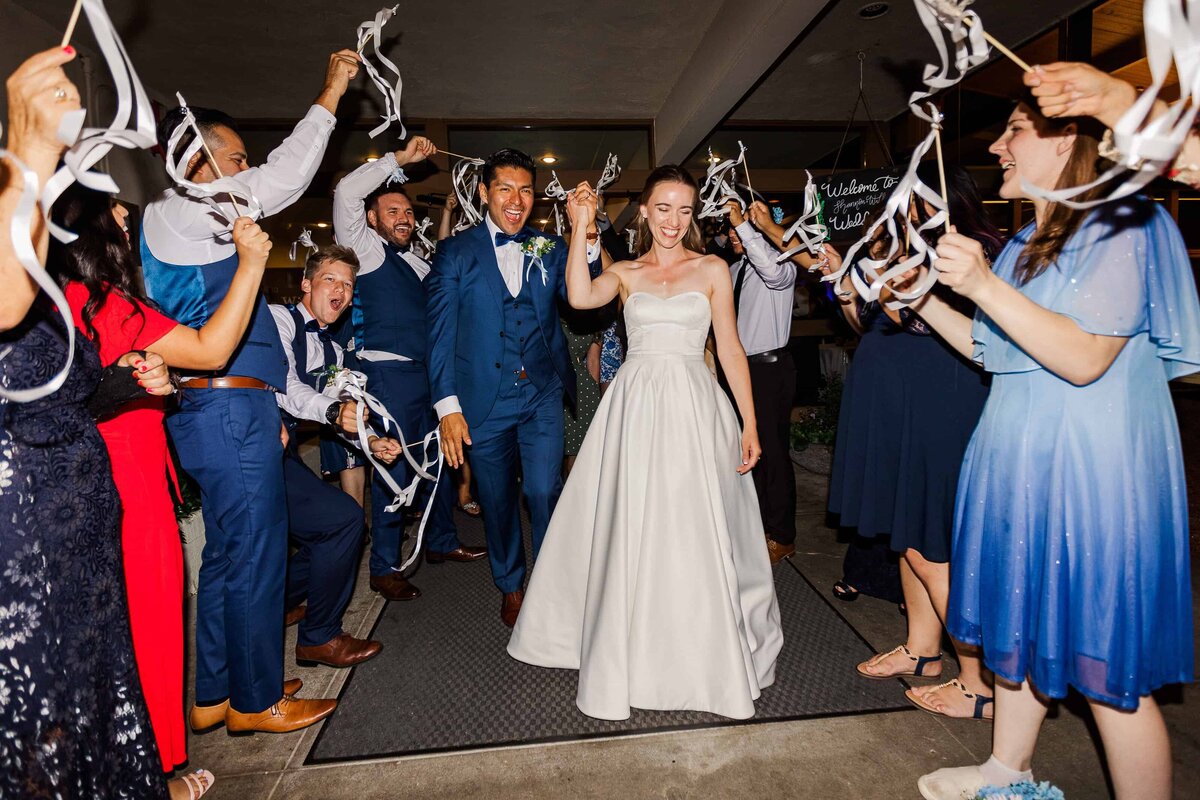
[652,0,828,166]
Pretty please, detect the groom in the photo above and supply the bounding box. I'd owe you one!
[427,148,600,626]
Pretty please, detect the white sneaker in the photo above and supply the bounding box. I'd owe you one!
[917,765,989,800]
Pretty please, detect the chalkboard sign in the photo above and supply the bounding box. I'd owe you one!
[816,167,902,241]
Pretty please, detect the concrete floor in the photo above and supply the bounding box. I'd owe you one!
[183,462,1200,799]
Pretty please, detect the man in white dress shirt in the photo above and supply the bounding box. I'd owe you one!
[724,200,799,564]
[142,50,358,733]
[270,246,403,669]
[333,137,486,605]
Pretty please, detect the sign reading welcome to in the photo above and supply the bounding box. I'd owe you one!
[816,167,902,241]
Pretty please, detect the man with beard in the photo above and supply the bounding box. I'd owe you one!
[333,137,486,602]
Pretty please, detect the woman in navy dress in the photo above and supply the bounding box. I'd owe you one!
[828,165,1002,719]
[916,101,1198,800]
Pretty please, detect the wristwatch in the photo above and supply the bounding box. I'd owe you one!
[325,401,342,426]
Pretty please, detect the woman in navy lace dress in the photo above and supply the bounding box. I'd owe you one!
[1,48,166,799]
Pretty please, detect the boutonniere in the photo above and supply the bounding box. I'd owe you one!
[311,364,344,389]
[521,235,554,286]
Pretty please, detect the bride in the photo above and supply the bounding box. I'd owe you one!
[507,166,783,720]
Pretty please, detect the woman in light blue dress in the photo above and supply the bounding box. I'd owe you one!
[913,100,1199,800]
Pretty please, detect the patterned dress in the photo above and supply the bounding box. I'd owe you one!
[0,307,166,798]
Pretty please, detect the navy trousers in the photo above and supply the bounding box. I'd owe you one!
[359,360,458,576]
[468,375,564,594]
[167,389,287,713]
[282,453,364,646]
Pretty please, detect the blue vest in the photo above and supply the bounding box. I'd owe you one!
[501,277,556,391]
[280,305,326,444]
[351,246,428,361]
[141,237,288,388]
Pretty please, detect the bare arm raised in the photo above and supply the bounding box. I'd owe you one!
[564,181,622,309]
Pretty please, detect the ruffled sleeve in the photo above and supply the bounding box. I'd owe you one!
[971,199,1200,379]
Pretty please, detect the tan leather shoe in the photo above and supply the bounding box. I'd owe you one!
[225,695,336,735]
[426,545,488,564]
[296,634,382,668]
[189,678,304,733]
[369,572,421,601]
[501,590,524,628]
[766,536,796,564]
[285,604,307,626]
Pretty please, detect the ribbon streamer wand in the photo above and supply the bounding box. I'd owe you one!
[739,140,756,198]
[438,149,480,162]
[61,0,84,47]
[933,123,950,232]
[184,106,243,217]
[925,0,1032,73]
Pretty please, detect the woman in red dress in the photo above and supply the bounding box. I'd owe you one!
[52,186,273,800]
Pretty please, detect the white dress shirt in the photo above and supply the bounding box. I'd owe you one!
[332,152,432,362]
[143,105,336,265]
[270,302,344,424]
[730,221,796,356]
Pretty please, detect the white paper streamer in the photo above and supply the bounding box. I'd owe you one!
[594,152,621,193]
[289,227,318,262]
[830,103,947,308]
[41,0,158,245]
[777,170,829,267]
[164,93,264,224]
[451,156,485,233]
[0,142,77,402]
[550,204,564,237]
[1024,0,1200,208]
[333,368,441,572]
[698,145,747,219]
[625,226,637,254]
[911,0,991,112]
[544,170,569,201]
[356,5,406,140]
[412,215,436,258]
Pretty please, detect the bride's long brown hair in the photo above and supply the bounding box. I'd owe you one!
[1012,100,1106,284]
[633,165,706,257]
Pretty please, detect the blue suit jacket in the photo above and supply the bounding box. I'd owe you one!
[426,222,580,425]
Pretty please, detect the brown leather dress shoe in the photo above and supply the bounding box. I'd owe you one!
[225,695,337,734]
[296,634,382,668]
[426,545,489,564]
[285,604,307,626]
[766,536,796,565]
[501,590,524,628]
[189,678,303,733]
[369,573,421,601]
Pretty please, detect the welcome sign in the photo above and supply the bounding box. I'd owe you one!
[816,168,902,241]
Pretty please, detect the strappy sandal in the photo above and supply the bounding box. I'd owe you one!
[905,678,994,721]
[457,500,482,517]
[856,644,942,680]
[832,580,859,602]
[170,769,215,800]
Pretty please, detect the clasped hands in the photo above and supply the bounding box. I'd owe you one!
[332,400,404,465]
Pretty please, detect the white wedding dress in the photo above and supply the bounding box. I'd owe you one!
[507,291,784,720]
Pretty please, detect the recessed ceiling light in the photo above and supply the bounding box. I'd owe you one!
[858,2,889,19]
[314,222,330,228]
[541,155,558,164]
[365,156,378,162]
[537,218,549,225]
[708,154,721,164]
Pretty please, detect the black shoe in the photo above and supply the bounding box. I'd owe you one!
[832,580,860,602]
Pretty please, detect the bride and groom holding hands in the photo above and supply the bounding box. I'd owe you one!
[426,149,783,721]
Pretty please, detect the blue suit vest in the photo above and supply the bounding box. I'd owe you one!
[500,278,556,390]
[352,246,428,361]
[141,236,288,388]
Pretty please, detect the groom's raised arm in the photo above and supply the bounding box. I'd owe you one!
[426,237,464,419]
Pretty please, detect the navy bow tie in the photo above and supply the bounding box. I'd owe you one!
[304,319,332,342]
[494,229,531,247]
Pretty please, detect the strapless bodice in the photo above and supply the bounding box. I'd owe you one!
[623,291,710,360]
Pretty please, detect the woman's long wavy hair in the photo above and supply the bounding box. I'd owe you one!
[633,165,706,258]
[1010,99,1106,284]
[48,183,151,350]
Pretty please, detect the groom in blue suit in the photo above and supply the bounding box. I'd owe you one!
[428,148,600,626]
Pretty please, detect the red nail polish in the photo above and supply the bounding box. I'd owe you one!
[63,45,74,55]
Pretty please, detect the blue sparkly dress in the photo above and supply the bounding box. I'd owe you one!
[948,198,1199,709]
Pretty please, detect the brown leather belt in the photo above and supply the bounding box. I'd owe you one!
[180,376,275,391]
